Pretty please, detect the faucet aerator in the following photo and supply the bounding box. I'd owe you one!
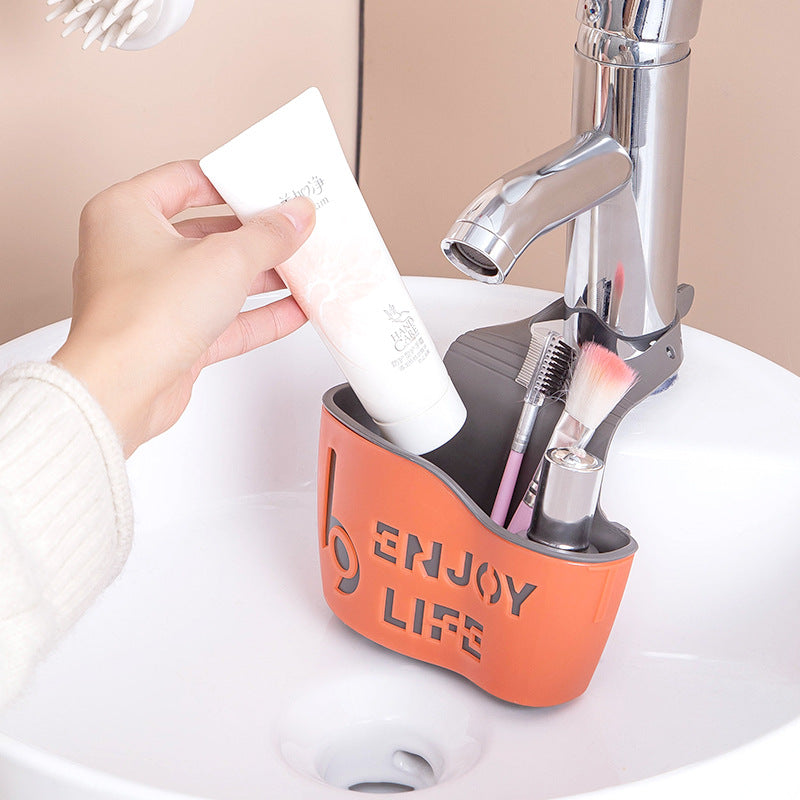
[443,241,502,282]
[441,219,518,284]
[449,242,499,277]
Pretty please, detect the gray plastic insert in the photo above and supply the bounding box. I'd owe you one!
[321,285,693,564]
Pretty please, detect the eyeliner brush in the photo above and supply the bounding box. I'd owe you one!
[490,330,574,526]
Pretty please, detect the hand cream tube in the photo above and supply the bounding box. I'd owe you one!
[200,88,466,455]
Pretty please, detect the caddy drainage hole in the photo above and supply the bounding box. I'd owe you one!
[325,745,438,793]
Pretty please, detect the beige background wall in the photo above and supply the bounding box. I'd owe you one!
[360,1,800,375]
[3,2,799,376]
[0,0,359,346]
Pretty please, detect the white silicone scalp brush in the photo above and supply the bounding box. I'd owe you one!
[45,0,194,51]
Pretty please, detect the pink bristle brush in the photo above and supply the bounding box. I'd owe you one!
[507,341,638,535]
[490,329,574,526]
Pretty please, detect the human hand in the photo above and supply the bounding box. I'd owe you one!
[53,160,315,457]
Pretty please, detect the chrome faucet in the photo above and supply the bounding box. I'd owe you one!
[442,0,703,350]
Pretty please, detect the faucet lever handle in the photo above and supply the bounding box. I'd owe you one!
[577,0,703,44]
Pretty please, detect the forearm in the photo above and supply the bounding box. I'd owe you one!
[0,161,312,707]
[0,362,133,707]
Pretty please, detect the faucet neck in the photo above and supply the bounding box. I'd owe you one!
[564,18,693,346]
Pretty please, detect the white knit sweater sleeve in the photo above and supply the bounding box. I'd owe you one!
[0,362,133,707]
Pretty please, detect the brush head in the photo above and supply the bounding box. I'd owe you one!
[46,0,191,51]
[47,0,160,50]
[516,329,575,403]
[529,331,575,402]
[565,342,638,429]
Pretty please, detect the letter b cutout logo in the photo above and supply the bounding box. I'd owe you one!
[323,449,360,595]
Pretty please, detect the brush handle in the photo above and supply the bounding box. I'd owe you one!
[507,497,534,535]
[490,397,546,526]
[511,397,543,451]
[490,450,524,525]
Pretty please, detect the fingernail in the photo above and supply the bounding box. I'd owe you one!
[278,196,315,233]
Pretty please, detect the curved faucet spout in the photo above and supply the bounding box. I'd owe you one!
[441,131,631,285]
[441,2,702,345]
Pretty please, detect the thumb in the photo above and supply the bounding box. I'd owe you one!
[204,196,316,282]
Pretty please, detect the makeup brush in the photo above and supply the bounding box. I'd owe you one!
[490,330,574,525]
[507,341,638,535]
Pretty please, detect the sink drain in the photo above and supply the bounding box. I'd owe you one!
[349,781,413,793]
[278,673,482,791]
[392,750,436,785]
[320,733,439,792]
[346,749,435,792]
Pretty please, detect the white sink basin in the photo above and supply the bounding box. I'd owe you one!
[1,277,799,799]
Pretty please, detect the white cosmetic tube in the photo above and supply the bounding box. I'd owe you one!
[200,88,466,454]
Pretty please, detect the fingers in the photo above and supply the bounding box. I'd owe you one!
[171,212,288,292]
[202,196,315,283]
[173,214,241,238]
[248,269,287,295]
[127,160,225,220]
[200,296,308,367]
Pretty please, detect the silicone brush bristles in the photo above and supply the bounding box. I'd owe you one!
[515,331,574,450]
[565,342,638,430]
[527,331,574,403]
[516,329,574,396]
[46,0,156,50]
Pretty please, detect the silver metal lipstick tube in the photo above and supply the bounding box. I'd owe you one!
[528,447,605,551]
[521,411,594,508]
